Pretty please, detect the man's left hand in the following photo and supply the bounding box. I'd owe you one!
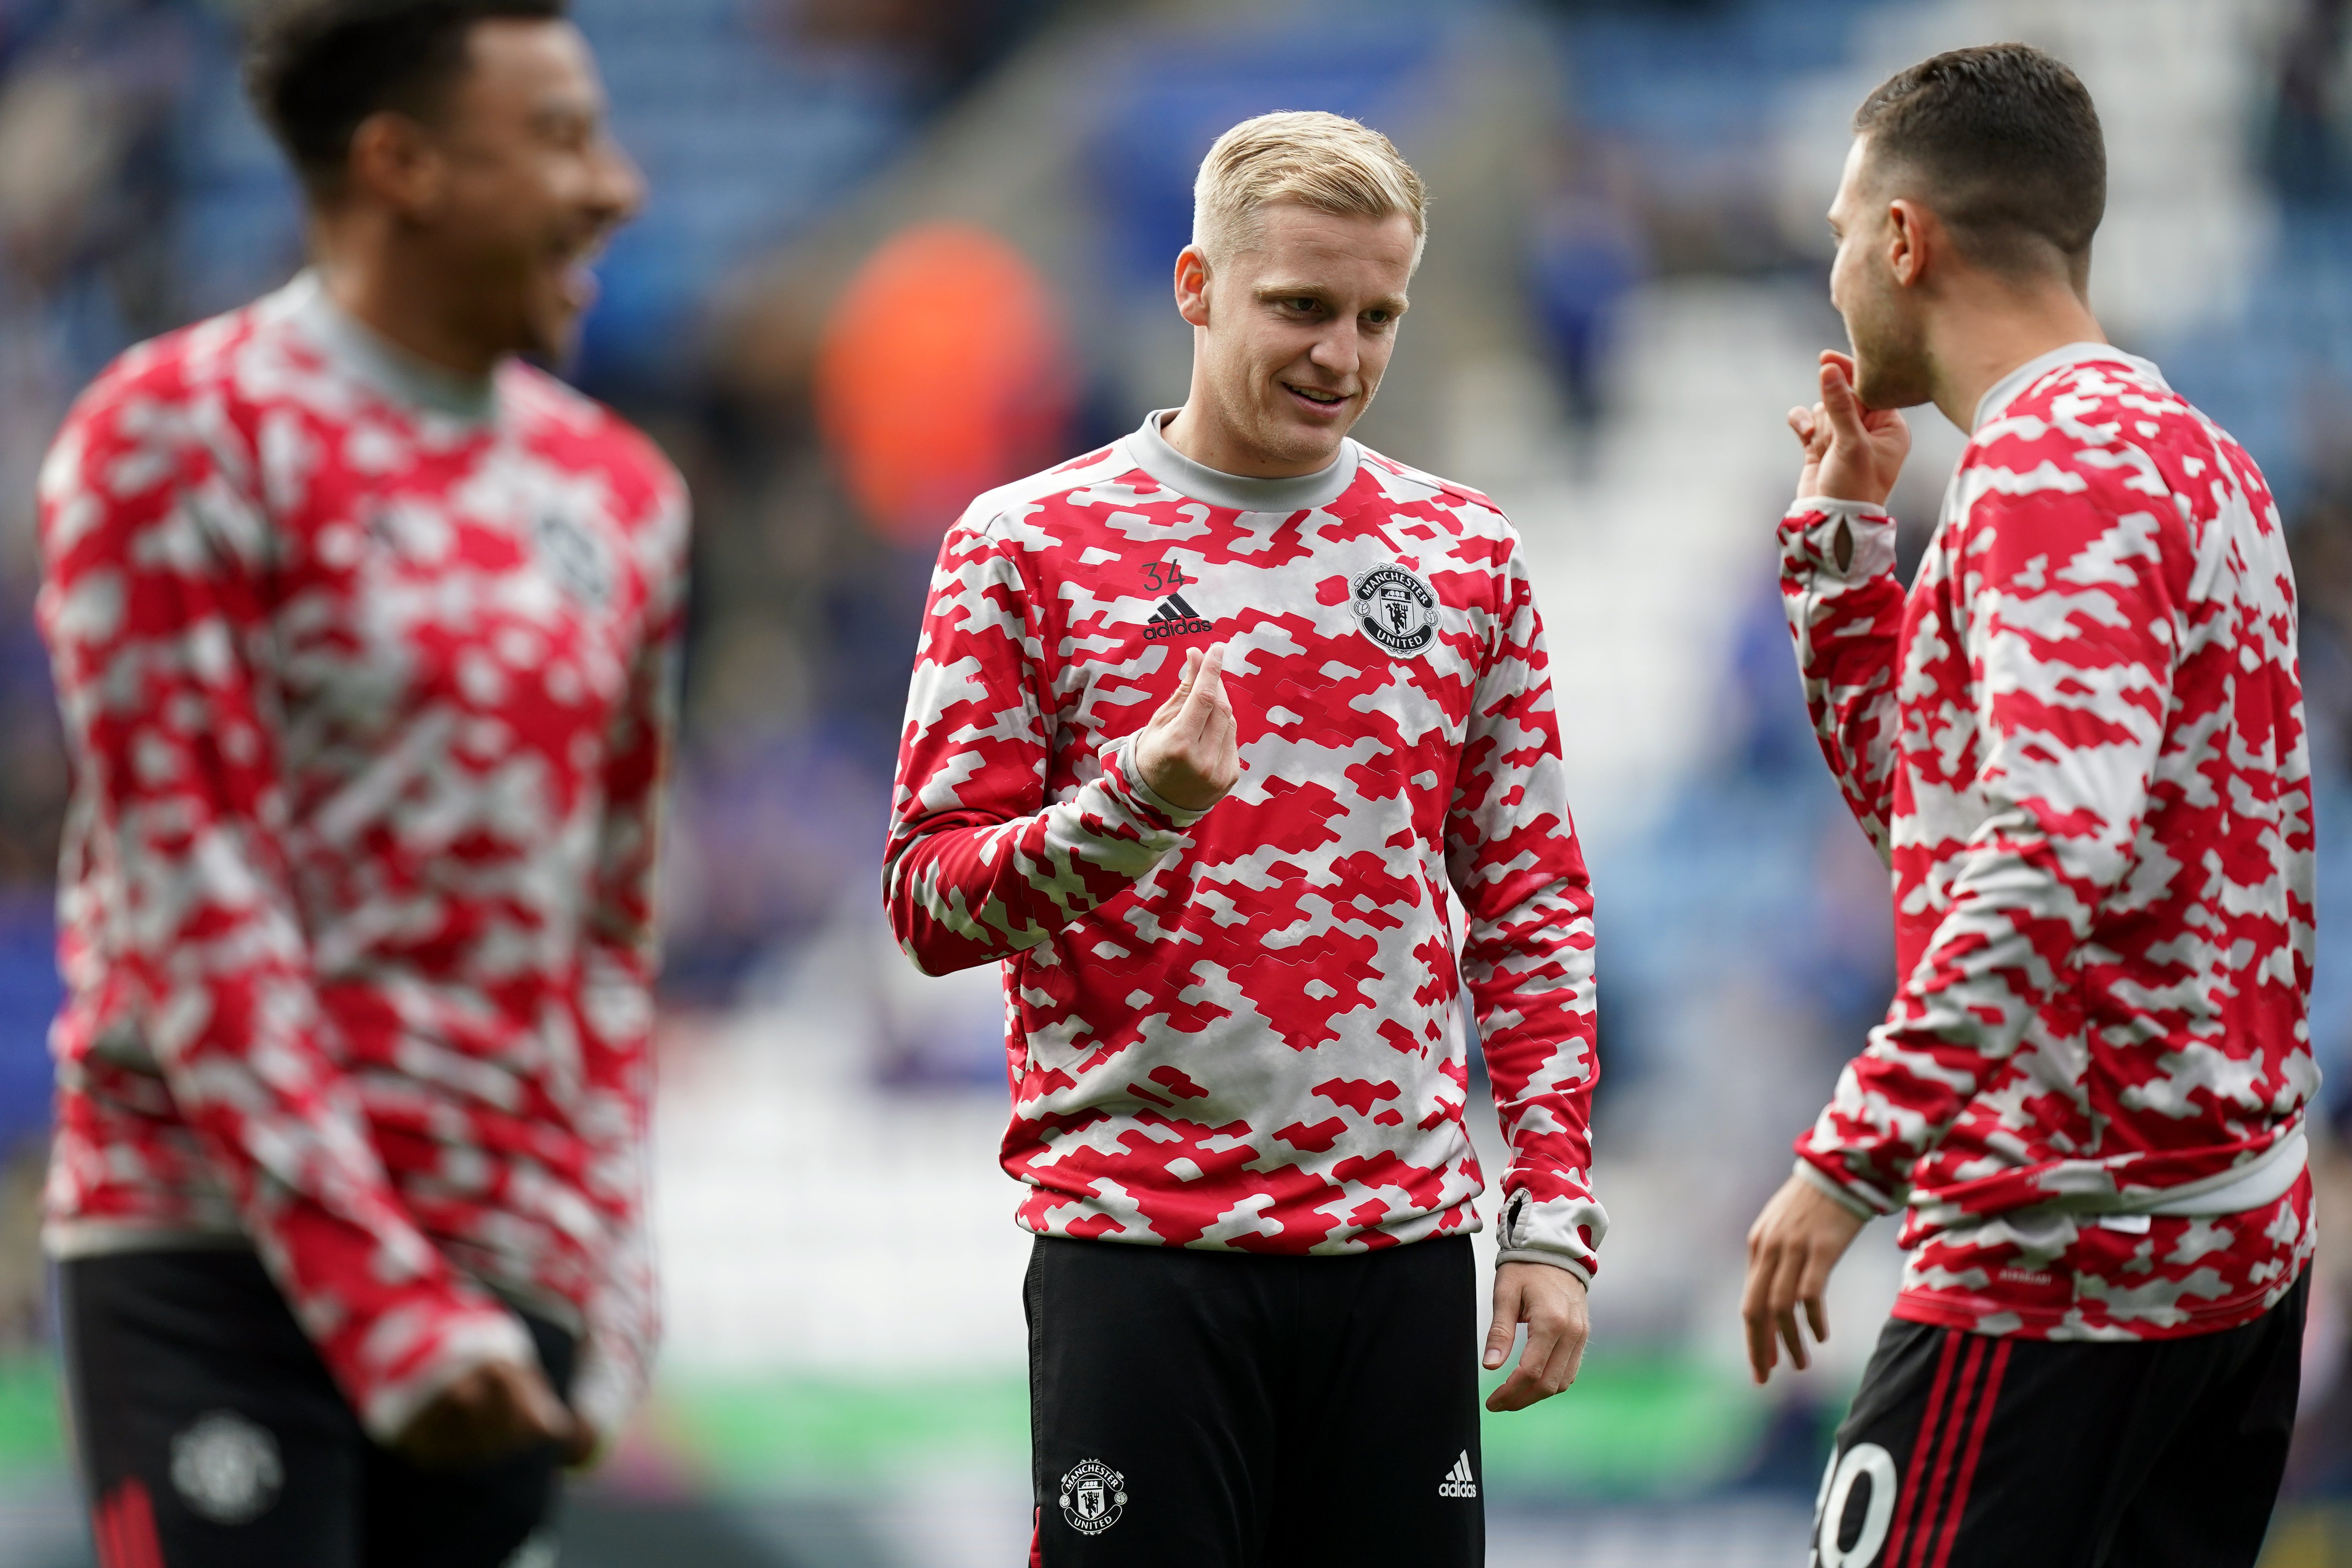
[1483,1261,1589,1412]
[560,1419,602,1468]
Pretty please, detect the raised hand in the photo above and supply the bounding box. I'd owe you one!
[1787,350,1911,507]
[1132,643,1240,813]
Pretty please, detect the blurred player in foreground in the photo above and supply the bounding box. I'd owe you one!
[38,2,682,1563]
[885,111,1604,1565]
[1743,44,2311,1568]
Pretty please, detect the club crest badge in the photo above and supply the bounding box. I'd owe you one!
[1058,1458,1127,1536]
[1350,564,1438,656]
[169,1409,283,1525]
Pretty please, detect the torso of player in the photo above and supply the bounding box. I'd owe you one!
[997,450,1518,1250]
[1883,358,2309,1192]
[265,382,661,1011]
[49,281,681,1154]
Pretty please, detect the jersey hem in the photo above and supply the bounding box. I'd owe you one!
[44,1218,250,1258]
[1887,1263,2308,1342]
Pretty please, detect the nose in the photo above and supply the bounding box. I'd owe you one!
[590,132,646,230]
[1308,319,1359,385]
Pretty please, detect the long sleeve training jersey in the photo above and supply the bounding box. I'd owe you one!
[886,411,1605,1279]
[1781,343,2314,1341]
[37,274,687,1439]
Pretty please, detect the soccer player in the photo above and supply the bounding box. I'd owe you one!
[1741,44,2312,1568]
[38,2,681,1564]
[886,111,1604,1565]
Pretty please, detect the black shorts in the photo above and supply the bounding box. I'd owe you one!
[1814,1271,2307,1568]
[1025,1233,1484,1568]
[60,1248,575,1568]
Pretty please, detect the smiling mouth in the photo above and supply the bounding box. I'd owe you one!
[547,236,610,312]
[1283,382,1350,408]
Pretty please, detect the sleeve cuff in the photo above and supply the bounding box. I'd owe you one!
[1780,498,1897,583]
[568,1341,646,1444]
[1099,735,1212,829]
[1788,495,1893,517]
[1794,1155,1893,1220]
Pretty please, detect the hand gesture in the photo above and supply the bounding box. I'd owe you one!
[394,1356,576,1469]
[1740,1171,1868,1384]
[1483,1262,1590,1412]
[1788,350,1910,507]
[1132,643,1239,813]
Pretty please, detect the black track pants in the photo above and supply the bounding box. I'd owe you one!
[60,1248,574,1568]
[1025,1234,1486,1568]
[1813,1271,2307,1568]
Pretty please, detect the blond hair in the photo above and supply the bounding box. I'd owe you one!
[1191,110,1427,270]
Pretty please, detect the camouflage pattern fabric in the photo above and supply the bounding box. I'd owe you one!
[1780,344,2314,1339]
[886,413,1605,1279]
[36,274,685,1440]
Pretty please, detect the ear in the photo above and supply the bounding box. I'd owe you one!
[346,111,447,220]
[1886,197,1930,289]
[1173,244,1212,328]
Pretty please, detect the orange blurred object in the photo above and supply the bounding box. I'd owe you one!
[815,222,1078,546]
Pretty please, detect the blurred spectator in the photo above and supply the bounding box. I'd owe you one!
[816,222,1077,548]
[2294,480,2352,789]
[783,0,1059,101]
[1526,138,1647,430]
[2266,0,2352,207]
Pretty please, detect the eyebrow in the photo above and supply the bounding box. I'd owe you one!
[1252,281,1410,315]
[529,93,601,127]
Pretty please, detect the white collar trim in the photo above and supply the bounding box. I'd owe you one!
[1122,409,1360,514]
[1971,340,2165,432]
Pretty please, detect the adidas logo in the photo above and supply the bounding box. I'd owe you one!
[1142,592,1214,641]
[1437,1450,1478,1499]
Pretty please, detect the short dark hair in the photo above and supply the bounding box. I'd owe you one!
[245,0,568,196]
[1853,43,2105,282]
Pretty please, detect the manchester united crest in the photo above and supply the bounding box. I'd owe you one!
[1350,563,1437,656]
[169,1410,283,1525]
[1058,1458,1127,1536]
[535,509,613,608]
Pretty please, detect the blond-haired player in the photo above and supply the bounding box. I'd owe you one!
[886,111,1605,1564]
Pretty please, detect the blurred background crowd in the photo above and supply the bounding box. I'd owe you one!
[0,0,2350,1563]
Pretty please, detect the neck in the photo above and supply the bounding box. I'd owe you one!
[1923,274,2107,432]
[310,208,504,381]
[1162,363,1343,479]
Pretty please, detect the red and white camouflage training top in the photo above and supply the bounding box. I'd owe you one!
[37,274,685,1439]
[886,412,1605,1279]
[1781,343,2314,1341]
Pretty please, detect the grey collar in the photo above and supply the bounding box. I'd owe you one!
[1972,340,2165,432]
[1122,409,1360,515]
[283,270,500,424]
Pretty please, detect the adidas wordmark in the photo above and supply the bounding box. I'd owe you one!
[1438,1451,1479,1499]
[1142,592,1213,640]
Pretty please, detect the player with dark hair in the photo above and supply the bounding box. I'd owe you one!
[887,111,1603,1566]
[1742,42,2311,1568]
[42,2,681,1564]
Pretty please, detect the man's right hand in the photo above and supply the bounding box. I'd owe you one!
[394,1357,574,1469]
[1787,350,1911,508]
[1132,643,1240,812]
[1740,1171,1868,1385]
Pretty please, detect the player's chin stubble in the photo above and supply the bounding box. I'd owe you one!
[1841,279,1931,411]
